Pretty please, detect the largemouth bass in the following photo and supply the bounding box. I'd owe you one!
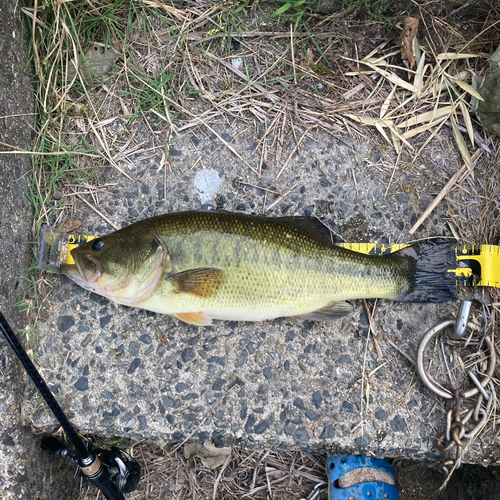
[61,211,457,325]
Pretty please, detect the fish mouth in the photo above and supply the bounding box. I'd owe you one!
[60,263,79,278]
[62,253,102,284]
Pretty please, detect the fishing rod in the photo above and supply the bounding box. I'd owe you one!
[0,311,141,500]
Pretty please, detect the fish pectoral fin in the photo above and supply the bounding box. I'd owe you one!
[172,312,212,326]
[167,268,224,299]
[297,301,354,321]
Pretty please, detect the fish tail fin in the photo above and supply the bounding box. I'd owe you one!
[394,238,457,303]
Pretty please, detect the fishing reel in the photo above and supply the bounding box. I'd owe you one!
[41,436,141,498]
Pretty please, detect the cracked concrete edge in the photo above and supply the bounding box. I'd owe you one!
[0,2,80,498]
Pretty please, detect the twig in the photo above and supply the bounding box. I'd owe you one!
[276,129,309,180]
[213,453,232,500]
[409,149,482,234]
[385,338,416,366]
[363,299,383,358]
[265,184,297,211]
[73,192,119,230]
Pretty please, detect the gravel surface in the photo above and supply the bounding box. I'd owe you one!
[32,120,498,465]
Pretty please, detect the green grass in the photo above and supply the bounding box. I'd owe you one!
[25,0,180,231]
[270,0,320,20]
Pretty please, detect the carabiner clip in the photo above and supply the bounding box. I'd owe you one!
[300,482,326,500]
[449,300,473,340]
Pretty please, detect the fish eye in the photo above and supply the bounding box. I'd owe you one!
[91,238,104,251]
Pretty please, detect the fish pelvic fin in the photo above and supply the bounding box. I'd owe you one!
[167,267,224,299]
[296,301,354,321]
[172,312,212,325]
[394,238,457,303]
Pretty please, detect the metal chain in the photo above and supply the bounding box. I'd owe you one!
[416,301,496,475]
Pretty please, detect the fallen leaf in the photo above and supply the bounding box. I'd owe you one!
[390,127,402,154]
[452,77,485,101]
[401,113,450,139]
[459,101,475,147]
[437,53,479,61]
[363,62,418,93]
[305,48,314,65]
[184,441,231,469]
[399,106,455,128]
[380,86,396,118]
[136,0,187,21]
[156,151,168,174]
[375,121,392,145]
[451,115,473,177]
[413,51,427,96]
[61,218,83,233]
[399,17,419,70]
[73,117,87,133]
[457,356,467,376]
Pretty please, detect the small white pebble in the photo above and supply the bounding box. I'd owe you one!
[231,57,244,71]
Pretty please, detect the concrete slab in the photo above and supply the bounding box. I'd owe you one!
[32,118,498,466]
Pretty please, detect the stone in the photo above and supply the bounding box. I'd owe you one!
[100,315,112,328]
[254,420,269,434]
[212,378,226,391]
[293,398,306,410]
[127,358,141,374]
[181,347,195,362]
[74,377,89,391]
[305,409,320,421]
[391,415,406,433]
[312,391,322,409]
[355,436,372,447]
[294,428,310,443]
[57,316,74,332]
[319,425,335,439]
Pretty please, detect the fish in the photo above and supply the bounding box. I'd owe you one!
[61,210,457,325]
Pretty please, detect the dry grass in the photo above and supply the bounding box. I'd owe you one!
[21,0,500,231]
[78,442,327,500]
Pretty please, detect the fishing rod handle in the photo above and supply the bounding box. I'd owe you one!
[80,455,125,500]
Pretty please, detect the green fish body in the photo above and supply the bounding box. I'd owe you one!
[62,211,457,325]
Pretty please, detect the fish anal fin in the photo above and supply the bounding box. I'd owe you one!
[168,268,224,299]
[297,301,353,321]
[172,312,212,326]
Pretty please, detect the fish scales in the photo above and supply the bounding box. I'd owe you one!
[134,212,401,317]
[62,211,457,325]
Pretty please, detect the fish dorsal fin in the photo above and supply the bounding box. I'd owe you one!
[278,217,343,245]
[167,268,224,299]
[172,312,212,325]
[297,301,353,321]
